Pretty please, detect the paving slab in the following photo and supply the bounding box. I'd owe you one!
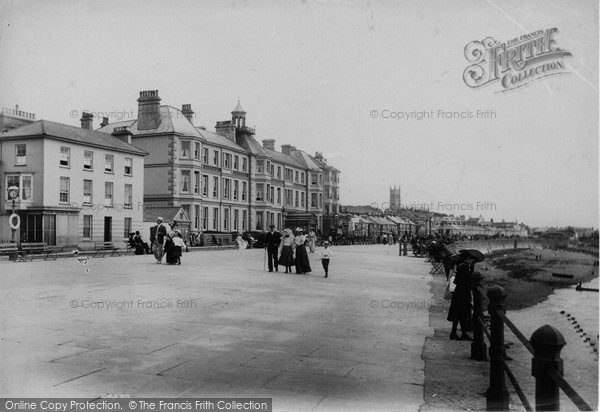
[1,245,433,410]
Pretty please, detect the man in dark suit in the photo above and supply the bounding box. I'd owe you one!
[153,217,168,263]
[265,224,281,272]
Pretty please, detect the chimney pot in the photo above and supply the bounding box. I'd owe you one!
[281,144,292,156]
[80,112,94,130]
[100,117,109,127]
[181,104,195,124]
[262,139,275,151]
[137,89,161,130]
[215,120,236,142]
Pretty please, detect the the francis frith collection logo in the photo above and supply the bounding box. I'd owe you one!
[463,28,571,92]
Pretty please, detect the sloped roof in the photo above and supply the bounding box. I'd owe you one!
[311,156,340,172]
[368,216,396,225]
[143,207,190,222]
[197,128,247,153]
[342,205,382,215]
[352,216,370,224]
[236,134,270,157]
[318,163,340,172]
[291,150,322,171]
[387,216,409,224]
[1,120,147,155]
[97,106,204,139]
[264,148,305,168]
[232,100,245,113]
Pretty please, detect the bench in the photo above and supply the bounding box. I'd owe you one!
[20,242,61,261]
[124,242,136,255]
[0,242,20,261]
[93,242,122,257]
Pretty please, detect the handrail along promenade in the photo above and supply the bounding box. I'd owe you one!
[425,239,595,411]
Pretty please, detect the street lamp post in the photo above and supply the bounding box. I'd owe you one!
[8,185,20,242]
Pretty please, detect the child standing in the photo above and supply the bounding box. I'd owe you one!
[320,241,332,278]
[172,232,187,265]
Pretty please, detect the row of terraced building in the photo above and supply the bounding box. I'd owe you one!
[0,91,340,246]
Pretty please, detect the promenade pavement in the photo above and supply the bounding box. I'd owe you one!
[0,245,435,411]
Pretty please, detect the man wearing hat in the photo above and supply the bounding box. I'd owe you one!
[152,217,169,264]
[265,224,281,272]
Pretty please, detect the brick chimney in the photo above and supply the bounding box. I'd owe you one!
[100,117,109,127]
[137,90,161,131]
[281,144,292,156]
[112,126,132,145]
[314,151,326,164]
[215,120,236,142]
[262,139,275,151]
[80,112,94,130]
[182,104,194,124]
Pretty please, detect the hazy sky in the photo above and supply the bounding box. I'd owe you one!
[1,0,597,228]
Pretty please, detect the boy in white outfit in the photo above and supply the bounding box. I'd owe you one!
[320,241,332,278]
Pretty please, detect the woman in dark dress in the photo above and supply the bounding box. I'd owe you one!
[447,259,474,340]
[444,253,464,281]
[164,233,177,265]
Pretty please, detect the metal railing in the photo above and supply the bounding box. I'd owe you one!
[471,274,594,411]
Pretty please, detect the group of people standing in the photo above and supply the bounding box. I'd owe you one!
[265,225,332,278]
[150,217,187,265]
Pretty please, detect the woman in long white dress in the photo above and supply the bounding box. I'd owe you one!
[278,228,295,273]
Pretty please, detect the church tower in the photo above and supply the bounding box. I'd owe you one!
[390,185,401,211]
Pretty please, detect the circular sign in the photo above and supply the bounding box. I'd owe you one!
[9,213,20,230]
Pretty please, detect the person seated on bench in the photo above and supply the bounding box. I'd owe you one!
[133,231,150,254]
[128,232,137,249]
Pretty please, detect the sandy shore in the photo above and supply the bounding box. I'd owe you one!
[478,248,598,310]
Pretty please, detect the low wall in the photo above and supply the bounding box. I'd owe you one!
[450,239,542,255]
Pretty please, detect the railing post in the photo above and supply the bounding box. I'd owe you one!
[486,285,509,411]
[403,241,407,256]
[530,325,566,411]
[471,271,488,361]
